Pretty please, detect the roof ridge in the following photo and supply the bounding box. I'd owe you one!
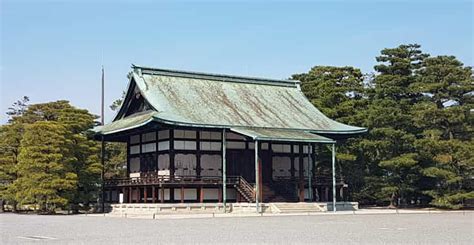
[132,64,300,87]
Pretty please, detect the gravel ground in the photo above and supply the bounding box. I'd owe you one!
[1,212,473,244]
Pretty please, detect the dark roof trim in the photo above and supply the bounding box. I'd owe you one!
[132,64,299,88]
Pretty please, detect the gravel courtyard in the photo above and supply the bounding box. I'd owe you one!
[1,212,473,244]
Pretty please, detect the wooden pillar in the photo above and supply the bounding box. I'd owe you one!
[169,130,175,203]
[181,186,185,203]
[196,130,201,178]
[152,186,156,203]
[137,187,141,203]
[315,187,320,202]
[170,188,174,202]
[340,186,344,200]
[199,187,204,203]
[222,128,227,212]
[218,188,222,203]
[325,187,329,202]
[298,144,304,202]
[258,159,263,202]
[170,130,175,180]
[129,187,132,203]
[307,143,313,202]
[122,187,126,203]
[126,139,131,177]
[160,186,165,203]
[290,144,295,179]
[331,143,337,212]
[254,139,259,213]
[144,187,147,203]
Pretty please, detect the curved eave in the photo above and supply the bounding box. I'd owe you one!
[153,114,367,135]
[93,111,158,136]
[94,112,366,138]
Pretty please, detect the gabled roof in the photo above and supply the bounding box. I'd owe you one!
[94,65,366,140]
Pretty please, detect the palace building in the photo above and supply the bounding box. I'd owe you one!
[93,65,366,212]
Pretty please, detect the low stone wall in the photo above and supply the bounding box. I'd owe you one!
[111,203,228,215]
[107,202,358,215]
[326,202,359,211]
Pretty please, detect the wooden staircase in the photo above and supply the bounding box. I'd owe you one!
[234,176,255,202]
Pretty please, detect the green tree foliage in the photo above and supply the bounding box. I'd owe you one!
[1,100,101,213]
[361,44,428,207]
[109,91,126,111]
[6,96,29,123]
[411,55,474,208]
[0,124,24,211]
[0,97,29,211]
[13,122,77,213]
[104,143,126,179]
[105,93,128,179]
[297,44,473,208]
[292,66,367,199]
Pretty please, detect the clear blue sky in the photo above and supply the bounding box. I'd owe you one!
[1,0,472,124]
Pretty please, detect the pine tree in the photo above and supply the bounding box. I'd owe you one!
[13,122,77,213]
[293,66,368,201]
[3,100,101,212]
[412,55,474,208]
[105,95,128,179]
[20,101,102,212]
[0,124,24,211]
[360,44,428,207]
[0,97,29,211]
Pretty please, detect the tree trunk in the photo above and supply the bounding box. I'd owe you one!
[11,201,18,213]
[388,192,397,208]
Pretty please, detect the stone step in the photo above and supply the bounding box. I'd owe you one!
[271,203,325,213]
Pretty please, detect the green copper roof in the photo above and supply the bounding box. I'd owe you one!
[93,111,157,135]
[231,127,335,143]
[95,66,366,136]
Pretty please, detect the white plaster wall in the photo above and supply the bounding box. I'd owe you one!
[200,155,222,176]
[158,154,170,171]
[174,154,197,177]
[174,188,197,200]
[272,156,291,179]
[203,188,219,200]
[157,189,170,200]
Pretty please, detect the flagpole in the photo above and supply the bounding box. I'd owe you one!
[101,65,106,213]
[101,65,105,125]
